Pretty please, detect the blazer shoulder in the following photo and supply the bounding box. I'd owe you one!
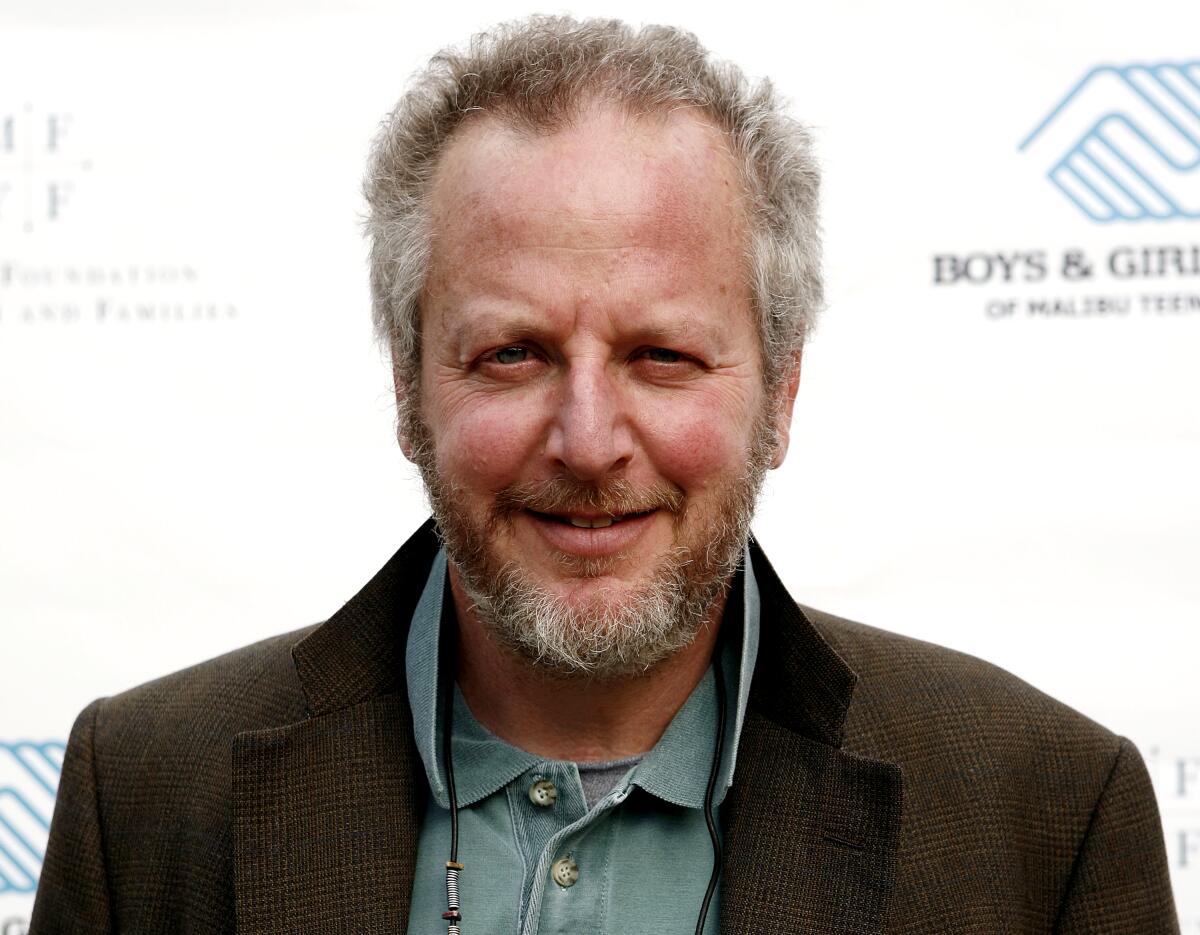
[801,605,1120,764]
[49,627,319,925]
[794,612,1172,929]
[92,624,317,770]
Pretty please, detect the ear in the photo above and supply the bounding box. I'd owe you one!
[395,415,416,463]
[770,350,802,469]
[390,340,417,463]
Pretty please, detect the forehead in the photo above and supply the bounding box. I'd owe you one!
[426,103,748,269]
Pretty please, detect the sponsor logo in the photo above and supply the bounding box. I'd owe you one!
[1020,63,1200,222]
[0,105,92,233]
[930,244,1200,318]
[0,262,239,326]
[0,742,64,893]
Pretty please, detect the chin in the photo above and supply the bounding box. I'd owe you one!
[458,545,717,680]
[541,577,647,614]
[541,551,640,581]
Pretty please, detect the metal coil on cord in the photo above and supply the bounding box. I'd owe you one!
[443,857,464,932]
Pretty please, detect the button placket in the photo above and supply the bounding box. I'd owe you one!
[512,765,582,927]
[532,808,618,935]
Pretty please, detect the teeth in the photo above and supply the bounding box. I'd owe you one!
[569,517,617,528]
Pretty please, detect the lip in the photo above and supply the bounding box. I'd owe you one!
[522,508,659,558]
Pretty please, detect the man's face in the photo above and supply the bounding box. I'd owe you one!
[404,104,795,676]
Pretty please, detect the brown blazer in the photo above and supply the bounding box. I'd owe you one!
[30,519,1179,934]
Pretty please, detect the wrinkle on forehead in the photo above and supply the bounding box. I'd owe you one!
[427,103,748,267]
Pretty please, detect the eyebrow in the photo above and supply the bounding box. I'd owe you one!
[446,311,552,352]
[447,309,723,356]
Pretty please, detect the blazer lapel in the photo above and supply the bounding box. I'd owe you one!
[721,542,903,934]
[232,697,424,933]
[232,520,440,933]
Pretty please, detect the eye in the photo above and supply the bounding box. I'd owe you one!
[641,347,683,364]
[632,346,703,382]
[493,346,530,365]
[475,343,544,380]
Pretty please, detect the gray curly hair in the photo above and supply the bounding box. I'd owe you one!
[364,15,822,399]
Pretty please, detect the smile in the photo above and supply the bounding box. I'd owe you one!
[520,508,660,559]
[528,510,654,529]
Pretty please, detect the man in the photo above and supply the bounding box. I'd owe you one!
[32,16,1177,935]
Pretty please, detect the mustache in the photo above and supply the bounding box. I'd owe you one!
[494,476,685,518]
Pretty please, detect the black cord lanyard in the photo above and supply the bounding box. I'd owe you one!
[439,630,728,935]
[696,645,727,935]
[440,620,463,935]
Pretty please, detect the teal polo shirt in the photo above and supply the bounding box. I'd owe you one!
[405,548,761,935]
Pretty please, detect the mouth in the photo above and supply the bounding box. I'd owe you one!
[527,509,656,529]
[519,507,662,559]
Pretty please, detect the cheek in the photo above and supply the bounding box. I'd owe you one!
[432,392,548,490]
[635,395,754,490]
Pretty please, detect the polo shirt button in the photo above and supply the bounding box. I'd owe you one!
[528,779,558,807]
[551,856,579,888]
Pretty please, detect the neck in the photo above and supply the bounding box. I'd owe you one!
[449,566,726,762]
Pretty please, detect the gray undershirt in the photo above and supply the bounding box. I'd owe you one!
[577,754,644,809]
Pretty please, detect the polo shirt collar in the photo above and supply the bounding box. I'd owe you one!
[627,553,759,808]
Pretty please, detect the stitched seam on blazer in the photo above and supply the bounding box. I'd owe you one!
[87,697,119,934]
[1049,734,1129,934]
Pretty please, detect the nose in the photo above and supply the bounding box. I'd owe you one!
[544,360,634,481]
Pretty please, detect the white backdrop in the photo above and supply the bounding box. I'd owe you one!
[1,0,1197,929]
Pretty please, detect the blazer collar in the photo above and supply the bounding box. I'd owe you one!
[290,517,439,716]
[745,536,858,747]
[722,539,902,934]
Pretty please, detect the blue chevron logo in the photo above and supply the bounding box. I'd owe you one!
[1019,62,1200,222]
[0,740,64,893]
